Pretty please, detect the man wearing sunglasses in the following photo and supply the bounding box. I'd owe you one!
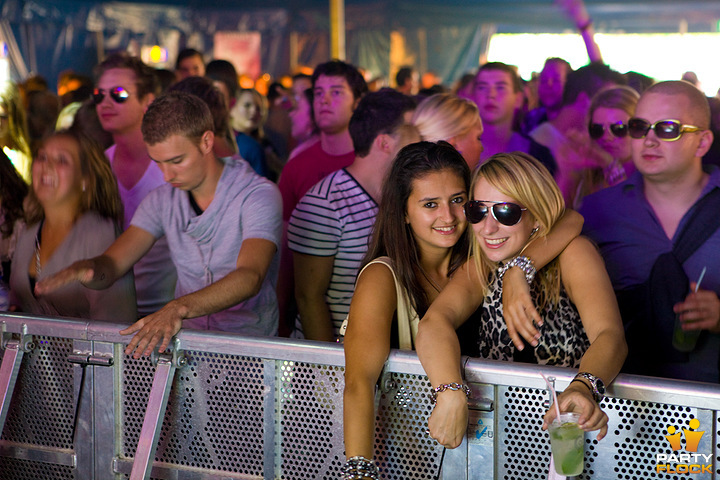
[94,53,177,318]
[581,80,720,383]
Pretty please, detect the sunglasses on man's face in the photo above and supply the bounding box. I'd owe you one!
[627,118,702,142]
[588,122,628,140]
[463,200,527,226]
[92,86,131,105]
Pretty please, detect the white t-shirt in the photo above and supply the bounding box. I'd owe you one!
[106,145,177,316]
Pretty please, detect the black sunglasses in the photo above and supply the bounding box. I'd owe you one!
[627,118,701,142]
[463,200,527,226]
[92,86,131,105]
[588,122,628,140]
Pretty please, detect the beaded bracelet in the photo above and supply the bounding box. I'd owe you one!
[497,255,537,284]
[341,456,379,480]
[431,382,471,404]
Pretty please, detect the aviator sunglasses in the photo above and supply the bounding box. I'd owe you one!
[588,122,628,140]
[627,118,702,141]
[463,200,527,226]
[92,86,131,105]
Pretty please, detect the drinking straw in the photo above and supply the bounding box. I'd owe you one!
[694,266,707,293]
[541,373,562,421]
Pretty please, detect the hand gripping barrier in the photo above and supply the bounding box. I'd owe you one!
[0,312,718,479]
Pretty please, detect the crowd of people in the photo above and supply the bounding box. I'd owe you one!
[1,8,720,479]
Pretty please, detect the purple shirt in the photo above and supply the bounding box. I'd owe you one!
[580,167,720,382]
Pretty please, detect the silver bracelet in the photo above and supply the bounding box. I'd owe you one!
[341,456,379,480]
[497,255,536,284]
[430,382,471,404]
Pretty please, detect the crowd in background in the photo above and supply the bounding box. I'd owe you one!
[1,1,720,477]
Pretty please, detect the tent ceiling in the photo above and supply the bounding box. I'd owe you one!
[5,0,720,33]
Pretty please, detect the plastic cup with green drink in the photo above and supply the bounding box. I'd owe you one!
[548,411,585,476]
[672,266,706,352]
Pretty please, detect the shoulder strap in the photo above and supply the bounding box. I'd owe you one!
[360,257,418,350]
[673,187,720,262]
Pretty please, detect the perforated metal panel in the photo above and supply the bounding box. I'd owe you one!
[121,350,267,477]
[1,336,75,448]
[497,385,555,479]
[0,457,75,479]
[277,360,344,479]
[121,352,155,459]
[375,372,443,479]
[495,385,715,480]
[0,315,717,480]
[604,399,711,480]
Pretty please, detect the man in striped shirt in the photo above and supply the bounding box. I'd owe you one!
[288,89,417,340]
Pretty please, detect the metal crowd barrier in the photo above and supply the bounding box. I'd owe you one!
[0,312,717,479]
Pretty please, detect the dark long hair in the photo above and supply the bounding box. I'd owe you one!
[364,141,471,316]
[0,150,28,238]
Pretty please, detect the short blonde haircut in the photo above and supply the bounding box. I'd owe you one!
[470,152,565,309]
[411,93,480,143]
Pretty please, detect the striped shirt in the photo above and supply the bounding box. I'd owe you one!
[288,169,378,336]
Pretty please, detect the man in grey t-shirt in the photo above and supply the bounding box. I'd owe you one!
[37,92,282,357]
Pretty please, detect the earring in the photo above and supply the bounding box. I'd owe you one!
[530,226,539,237]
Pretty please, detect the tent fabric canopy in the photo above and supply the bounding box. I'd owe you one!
[2,0,720,88]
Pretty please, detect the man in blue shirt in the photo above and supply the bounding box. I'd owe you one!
[581,80,720,382]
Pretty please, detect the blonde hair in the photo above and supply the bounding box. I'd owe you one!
[0,82,32,182]
[589,86,639,121]
[411,93,480,142]
[470,152,565,309]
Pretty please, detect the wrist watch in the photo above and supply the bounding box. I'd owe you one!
[573,372,605,403]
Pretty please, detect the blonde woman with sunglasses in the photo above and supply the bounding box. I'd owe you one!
[416,152,627,449]
[588,86,640,185]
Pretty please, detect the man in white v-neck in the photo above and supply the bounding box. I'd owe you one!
[94,53,177,316]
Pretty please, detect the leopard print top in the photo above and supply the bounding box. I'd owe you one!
[478,276,590,367]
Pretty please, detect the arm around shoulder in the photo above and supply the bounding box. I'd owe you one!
[502,208,584,348]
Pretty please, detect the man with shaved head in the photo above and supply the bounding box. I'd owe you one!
[581,80,720,382]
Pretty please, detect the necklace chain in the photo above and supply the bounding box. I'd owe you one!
[34,235,42,277]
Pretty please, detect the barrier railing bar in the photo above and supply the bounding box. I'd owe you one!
[0,441,76,466]
[129,353,178,480]
[114,457,263,479]
[0,339,24,434]
[462,359,720,410]
[2,313,719,408]
[262,359,276,480]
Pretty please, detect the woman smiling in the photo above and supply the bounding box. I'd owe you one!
[416,152,627,449]
[9,130,136,322]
